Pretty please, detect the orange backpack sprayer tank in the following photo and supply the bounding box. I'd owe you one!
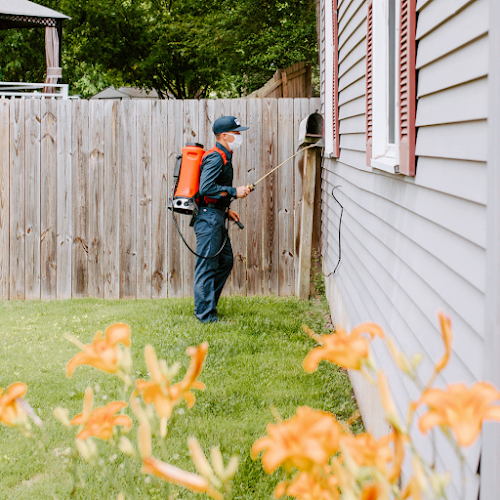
[169,142,205,214]
[168,141,233,260]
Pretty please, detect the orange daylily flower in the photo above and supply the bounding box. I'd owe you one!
[66,323,131,377]
[0,382,28,427]
[434,311,453,374]
[340,430,405,485]
[303,323,384,372]
[252,406,342,473]
[360,482,389,500]
[71,389,132,440]
[275,469,340,500]
[340,433,393,474]
[418,381,500,447]
[136,343,207,419]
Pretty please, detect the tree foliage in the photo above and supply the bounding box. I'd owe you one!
[0,0,317,98]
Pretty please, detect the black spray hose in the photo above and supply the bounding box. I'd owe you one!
[170,204,229,260]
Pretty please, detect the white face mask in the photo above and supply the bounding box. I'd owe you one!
[227,133,243,150]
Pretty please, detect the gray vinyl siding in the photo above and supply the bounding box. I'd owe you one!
[321,0,487,498]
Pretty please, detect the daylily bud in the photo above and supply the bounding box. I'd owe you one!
[75,438,96,462]
[82,388,93,425]
[53,407,71,428]
[120,348,133,375]
[386,338,412,375]
[144,345,163,385]
[188,437,221,488]
[210,447,225,479]
[160,417,167,439]
[223,456,239,482]
[412,353,423,370]
[119,436,136,456]
[377,370,405,432]
[210,447,238,483]
[430,471,451,497]
[167,361,181,380]
[138,420,152,459]
[87,438,97,458]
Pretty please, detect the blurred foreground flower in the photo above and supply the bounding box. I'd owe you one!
[66,323,131,378]
[0,382,29,427]
[188,437,238,489]
[302,323,384,372]
[418,381,500,446]
[71,387,132,440]
[134,397,223,500]
[275,468,340,500]
[252,406,341,473]
[136,342,207,421]
[339,433,393,476]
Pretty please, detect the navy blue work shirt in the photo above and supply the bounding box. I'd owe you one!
[198,142,237,207]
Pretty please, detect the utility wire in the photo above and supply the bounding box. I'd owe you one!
[331,185,343,274]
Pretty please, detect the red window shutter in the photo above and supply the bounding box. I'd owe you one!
[332,0,339,157]
[365,0,374,165]
[398,0,417,176]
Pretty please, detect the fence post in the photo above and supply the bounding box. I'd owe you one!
[296,147,317,299]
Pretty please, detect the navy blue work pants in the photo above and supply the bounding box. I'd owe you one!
[193,208,233,322]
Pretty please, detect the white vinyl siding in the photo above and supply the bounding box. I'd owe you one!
[320,0,488,498]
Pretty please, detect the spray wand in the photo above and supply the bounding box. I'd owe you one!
[246,143,318,192]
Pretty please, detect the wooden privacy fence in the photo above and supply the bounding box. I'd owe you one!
[0,97,320,300]
[247,62,313,98]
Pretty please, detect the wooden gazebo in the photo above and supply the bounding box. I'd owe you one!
[0,0,69,93]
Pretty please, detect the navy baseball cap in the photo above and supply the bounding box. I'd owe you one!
[213,116,249,134]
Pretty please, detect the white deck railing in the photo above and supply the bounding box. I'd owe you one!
[0,82,75,99]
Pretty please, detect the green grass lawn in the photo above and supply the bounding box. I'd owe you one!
[0,296,361,500]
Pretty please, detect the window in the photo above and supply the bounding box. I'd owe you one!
[366,0,417,176]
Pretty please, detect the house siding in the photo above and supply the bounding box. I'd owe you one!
[320,0,326,115]
[321,0,487,497]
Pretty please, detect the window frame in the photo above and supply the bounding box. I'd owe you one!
[371,0,401,174]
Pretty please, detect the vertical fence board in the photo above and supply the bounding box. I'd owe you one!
[88,100,104,298]
[310,99,322,283]
[103,101,120,299]
[199,99,215,151]
[230,99,247,295]
[277,99,295,296]
[262,98,279,295]
[72,100,89,298]
[137,100,152,299]
[293,98,311,290]
[0,100,9,299]
[182,100,199,298]
[41,99,57,300]
[10,98,25,300]
[119,100,137,298]
[24,99,41,300]
[57,100,72,299]
[151,100,168,298]
[213,100,232,297]
[197,99,215,296]
[246,99,263,295]
[167,100,184,297]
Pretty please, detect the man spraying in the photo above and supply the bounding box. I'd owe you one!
[194,116,251,323]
